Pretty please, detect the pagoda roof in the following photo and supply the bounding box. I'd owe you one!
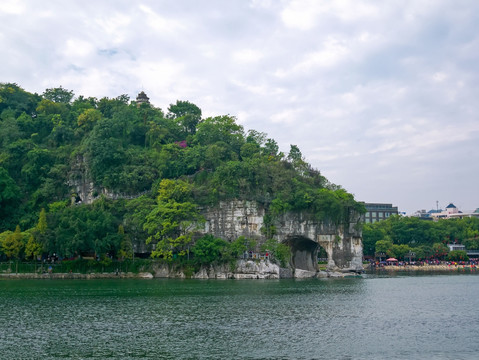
[136,91,150,102]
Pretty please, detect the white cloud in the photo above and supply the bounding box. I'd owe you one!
[249,0,274,10]
[1,0,479,214]
[280,0,379,30]
[61,39,95,58]
[139,4,184,34]
[270,108,303,124]
[94,13,132,45]
[0,0,25,14]
[295,37,350,70]
[432,72,447,82]
[232,49,263,63]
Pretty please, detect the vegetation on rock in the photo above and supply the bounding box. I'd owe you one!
[0,83,364,267]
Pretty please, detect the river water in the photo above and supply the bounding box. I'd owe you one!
[0,273,478,359]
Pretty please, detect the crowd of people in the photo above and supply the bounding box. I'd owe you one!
[369,259,478,269]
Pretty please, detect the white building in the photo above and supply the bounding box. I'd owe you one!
[430,203,459,220]
[430,204,479,220]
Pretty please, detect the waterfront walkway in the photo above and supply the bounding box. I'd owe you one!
[377,263,477,272]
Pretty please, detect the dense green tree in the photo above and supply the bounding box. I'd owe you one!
[45,204,121,258]
[97,95,129,118]
[37,208,47,234]
[262,138,280,158]
[446,250,469,262]
[25,234,42,260]
[21,147,53,189]
[145,179,202,260]
[2,225,24,259]
[260,238,291,267]
[167,100,202,119]
[123,195,156,250]
[228,236,257,259]
[0,167,19,208]
[0,83,40,117]
[0,167,20,230]
[0,115,23,148]
[364,216,479,260]
[375,239,393,254]
[362,223,383,256]
[287,144,303,163]
[77,108,102,129]
[240,142,261,160]
[195,115,244,152]
[117,224,133,260]
[432,242,449,259]
[84,118,127,188]
[191,234,228,265]
[389,244,411,260]
[167,100,202,135]
[42,86,74,104]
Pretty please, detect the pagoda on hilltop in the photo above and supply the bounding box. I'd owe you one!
[136,91,150,107]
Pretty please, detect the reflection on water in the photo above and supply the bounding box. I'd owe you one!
[1,274,478,359]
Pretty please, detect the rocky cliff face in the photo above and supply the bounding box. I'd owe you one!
[199,200,363,273]
[68,155,148,205]
[68,155,96,204]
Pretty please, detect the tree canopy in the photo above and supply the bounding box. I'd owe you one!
[363,215,479,260]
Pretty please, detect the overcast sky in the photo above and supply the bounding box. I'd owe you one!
[1,0,478,214]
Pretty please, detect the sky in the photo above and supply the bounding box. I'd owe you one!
[1,0,478,214]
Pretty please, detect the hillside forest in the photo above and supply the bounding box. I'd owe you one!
[0,83,364,267]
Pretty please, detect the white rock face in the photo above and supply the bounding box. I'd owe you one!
[293,269,317,278]
[138,272,154,279]
[152,260,281,279]
[193,268,209,279]
[199,200,363,272]
[233,260,280,279]
[154,264,185,278]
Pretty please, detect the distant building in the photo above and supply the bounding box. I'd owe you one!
[445,203,459,215]
[447,243,466,252]
[362,203,398,224]
[412,208,443,220]
[431,203,459,220]
[136,91,150,107]
[448,209,479,219]
[428,203,479,220]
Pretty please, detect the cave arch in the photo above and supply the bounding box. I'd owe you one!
[284,236,321,272]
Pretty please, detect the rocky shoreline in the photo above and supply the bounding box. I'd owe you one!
[0,260,357,280]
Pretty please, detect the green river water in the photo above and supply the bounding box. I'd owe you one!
[0,273,478,359]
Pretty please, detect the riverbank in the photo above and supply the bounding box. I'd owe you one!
[375,264,478,272]
[0,272,155,279]
[0,259,357,279]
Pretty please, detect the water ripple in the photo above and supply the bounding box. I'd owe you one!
[0,276,478,359]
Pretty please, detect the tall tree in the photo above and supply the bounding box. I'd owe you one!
[25,234,42,260]
[2,225,24,259]
[167,100,202,135]
[42,86,74,104]
[145,179,202,260]
[117,224,133,260]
